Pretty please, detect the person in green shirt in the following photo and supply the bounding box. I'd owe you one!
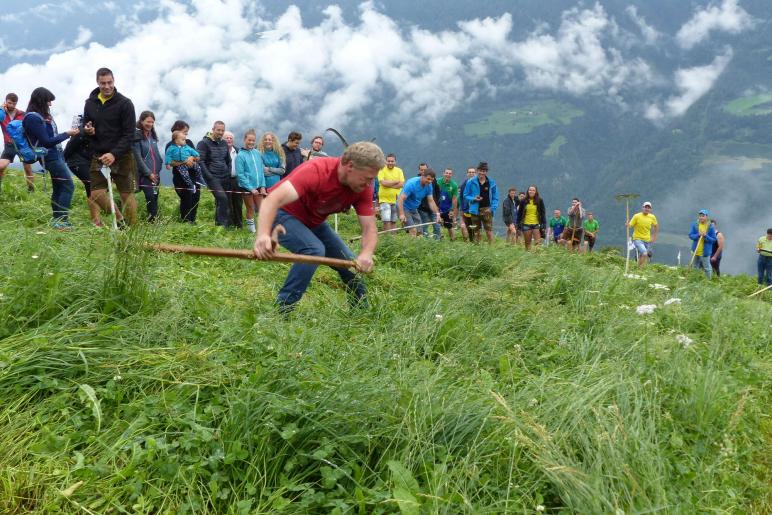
[437,168,459,241]
[582,212,599,252]
[757,228,772,285]
[548,209,568,244]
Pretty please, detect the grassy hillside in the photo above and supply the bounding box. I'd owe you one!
[0,178,770,513]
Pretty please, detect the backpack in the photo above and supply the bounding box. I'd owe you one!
[6,112,48,164]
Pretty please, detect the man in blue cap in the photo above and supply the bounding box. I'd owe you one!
[688,209,717,278]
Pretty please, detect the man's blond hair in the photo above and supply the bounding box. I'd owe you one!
[341,141,386,170]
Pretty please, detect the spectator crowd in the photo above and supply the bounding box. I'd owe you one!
[0,67,769,290]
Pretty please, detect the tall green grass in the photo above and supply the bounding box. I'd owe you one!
[0,177,769,513]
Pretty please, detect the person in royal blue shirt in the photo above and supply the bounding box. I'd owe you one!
[397,169,441,237]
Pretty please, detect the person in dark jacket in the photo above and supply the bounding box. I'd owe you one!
[82,67,137,226]
[196,120,233,227]
[22,87,79,229]
[516,184,546,250]
[502,187,518,244]
[133,111,162,222]
[223,130,242,228]
[281,131,303,177]
[166,120,200,223]
[63,131,101,225]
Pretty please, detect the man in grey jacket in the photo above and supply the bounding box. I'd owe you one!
[197,121,233,227]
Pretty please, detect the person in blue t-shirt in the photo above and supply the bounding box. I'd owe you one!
[397,169,441,237]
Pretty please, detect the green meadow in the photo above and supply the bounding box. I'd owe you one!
[463,102,583,137]
[0,177,769,513]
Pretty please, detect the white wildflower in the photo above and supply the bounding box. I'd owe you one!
[619,305,631,310]
[35,231,46,235]
[47,272,54,276]
[536,505,546,512]
[31,255,39,259]
[623,273,646,280]
[664,298,682,306]
[513,344,522,353]
[676,335,693,348]
[636,304,657,315]
[648,283,670,290]
[113,375,122,381]
[529,398,539,407]
[435,314,443,321]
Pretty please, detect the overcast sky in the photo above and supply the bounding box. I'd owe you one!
[0,0,760,140]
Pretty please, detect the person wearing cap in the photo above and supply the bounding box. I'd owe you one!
[756,228,772,286]
[689,209,717,278]
[710,219,725,278]
[463,161,499,244]
[627,201,658,267]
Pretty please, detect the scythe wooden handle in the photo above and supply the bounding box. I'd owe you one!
[146,243,360,270]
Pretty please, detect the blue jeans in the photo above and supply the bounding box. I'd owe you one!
[692,255,712,279]
[45,158,74,221]
[418,209,441,239]
[138,174,159,222]
[274,209,365,310]
[758,255,772,285]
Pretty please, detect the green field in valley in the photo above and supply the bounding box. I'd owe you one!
[464,101,584,137]
[0,176,770,513]
[543,135,567,157]
[723,93,772,116]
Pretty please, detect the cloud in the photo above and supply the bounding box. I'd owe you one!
[647,49,733,120]
[73,27,93,47]
[506,4,654,99]
[656,158,772,275]
[625,6,660,45]
[676,0,754,49]
[0,1,86,23]
[0,0,739,143]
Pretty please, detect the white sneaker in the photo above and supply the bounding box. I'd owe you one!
[246,219,256,233]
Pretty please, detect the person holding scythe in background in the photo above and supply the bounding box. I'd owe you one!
[253,142,385,315]
[688,209,717,278]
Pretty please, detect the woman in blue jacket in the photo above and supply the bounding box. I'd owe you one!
[235,129,267,233]
[133,111,162,222]
[22,87,79,229]
[258,132,286,188]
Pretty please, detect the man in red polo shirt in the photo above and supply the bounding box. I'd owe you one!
[253,141,386,313]
[0,93,36,192]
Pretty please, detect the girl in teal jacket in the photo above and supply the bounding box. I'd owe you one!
[235,129,266,233]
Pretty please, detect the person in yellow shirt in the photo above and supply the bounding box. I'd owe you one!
[376,153,405,231]
[688,209,717,278]
[757,228,772,286]
[627,201,658,267]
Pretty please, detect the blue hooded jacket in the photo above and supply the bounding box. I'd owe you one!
[689,221,717,256]
[463,176,499,216]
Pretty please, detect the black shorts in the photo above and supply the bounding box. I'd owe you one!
[1,145,19,162]
[440,212,454,229]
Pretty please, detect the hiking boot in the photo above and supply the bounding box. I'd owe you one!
[51,219,73,231]
[246,218,256,233]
